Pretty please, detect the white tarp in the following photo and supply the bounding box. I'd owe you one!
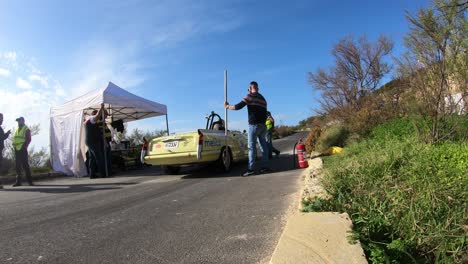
[50,82,167,176]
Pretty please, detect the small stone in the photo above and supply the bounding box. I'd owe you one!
[38,256,43,261]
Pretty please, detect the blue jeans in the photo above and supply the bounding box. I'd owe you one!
[248,124,269,170]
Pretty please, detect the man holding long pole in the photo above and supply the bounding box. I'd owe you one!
[225,81,270,176]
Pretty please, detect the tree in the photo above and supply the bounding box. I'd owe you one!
[126,128,167,145]
[396,0,467,143]
[28,147,48,168]
[2,124,50,173]
[308,35,394,133]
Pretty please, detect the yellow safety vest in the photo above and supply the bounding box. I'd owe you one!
[13,125,28,151]
[266,118,274,131]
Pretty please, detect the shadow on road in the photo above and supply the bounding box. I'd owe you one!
[182,153,301,179]
[1,182,137,194]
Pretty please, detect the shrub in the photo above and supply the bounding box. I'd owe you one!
[313,118,467,263]
[273,125,295,139]
[304,126,322,153]
[316,125,349,152]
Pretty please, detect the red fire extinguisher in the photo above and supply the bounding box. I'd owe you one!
[293,138,309,169]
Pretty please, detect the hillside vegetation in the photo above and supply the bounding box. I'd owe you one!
[303,0,467,263]
[304,118,467,263]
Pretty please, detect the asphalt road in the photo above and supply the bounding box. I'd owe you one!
[0,132,308,264]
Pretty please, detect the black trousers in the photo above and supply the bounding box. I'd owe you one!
[15,148,32,184]
[0,150,3,184]
[87,142,106,177]
[105,145,112,176]
[266,131,279,157]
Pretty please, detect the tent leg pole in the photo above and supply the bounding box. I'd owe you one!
[166,114,170,136]
[102,109,109,178]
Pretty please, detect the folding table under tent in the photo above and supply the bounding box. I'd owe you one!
[50,82,168,176]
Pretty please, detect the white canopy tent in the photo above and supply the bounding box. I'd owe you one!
[50,82,168,176]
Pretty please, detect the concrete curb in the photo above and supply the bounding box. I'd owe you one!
[269,159,368,264]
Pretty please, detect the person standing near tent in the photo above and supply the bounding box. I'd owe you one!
[224,81,270,176]
[84,104,106,178]
[266,111,280,159]
[0,113,11,189]
[96,109,112,177]
[12,117,33,187]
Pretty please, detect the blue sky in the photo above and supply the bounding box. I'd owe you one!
[0,0,430,150]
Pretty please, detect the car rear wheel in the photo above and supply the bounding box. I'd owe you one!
[162,165,180,175]
[217,147,232,172]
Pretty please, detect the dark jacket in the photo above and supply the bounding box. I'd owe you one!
[0,127,9,151]
[234,92,268,125]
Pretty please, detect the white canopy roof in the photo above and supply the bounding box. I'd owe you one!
[51,81,167,120]
[50,82,168,176]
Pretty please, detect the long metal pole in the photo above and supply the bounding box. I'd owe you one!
[166,114,170,136]
[102,105,109,177]
[224,70,228,136]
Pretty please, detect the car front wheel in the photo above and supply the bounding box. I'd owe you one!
[217,147,232,172]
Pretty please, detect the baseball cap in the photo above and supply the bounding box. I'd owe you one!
[15,117,25,122]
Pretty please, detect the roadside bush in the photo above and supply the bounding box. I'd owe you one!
[312,118,467,263]
[273,125,295,139]
[304,126,322,153]
[315,125,349,152]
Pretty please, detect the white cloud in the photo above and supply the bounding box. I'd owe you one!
[28,74,49,88]
[16,77,32,90]
[3,51,17,61]
[0,67,11,77]
[1,52,65,151]
[67,44,147,99]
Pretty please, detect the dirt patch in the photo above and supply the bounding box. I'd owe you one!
[300,157,329,207]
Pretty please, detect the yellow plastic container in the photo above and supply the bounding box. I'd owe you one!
[323,146,344,155]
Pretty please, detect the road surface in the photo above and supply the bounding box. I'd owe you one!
[0,132,308,264]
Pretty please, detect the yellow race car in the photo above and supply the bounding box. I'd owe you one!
[143,112,248,174]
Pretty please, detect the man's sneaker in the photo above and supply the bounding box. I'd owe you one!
[12,182,22,187]
[241,169,255,177]
[259,167,271,174]
[275,151,281,157]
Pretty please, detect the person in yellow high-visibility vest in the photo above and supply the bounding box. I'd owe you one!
[12,116,33,187]
[266,111,280,159]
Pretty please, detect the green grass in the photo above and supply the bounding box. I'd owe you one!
[307,118,468,263]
